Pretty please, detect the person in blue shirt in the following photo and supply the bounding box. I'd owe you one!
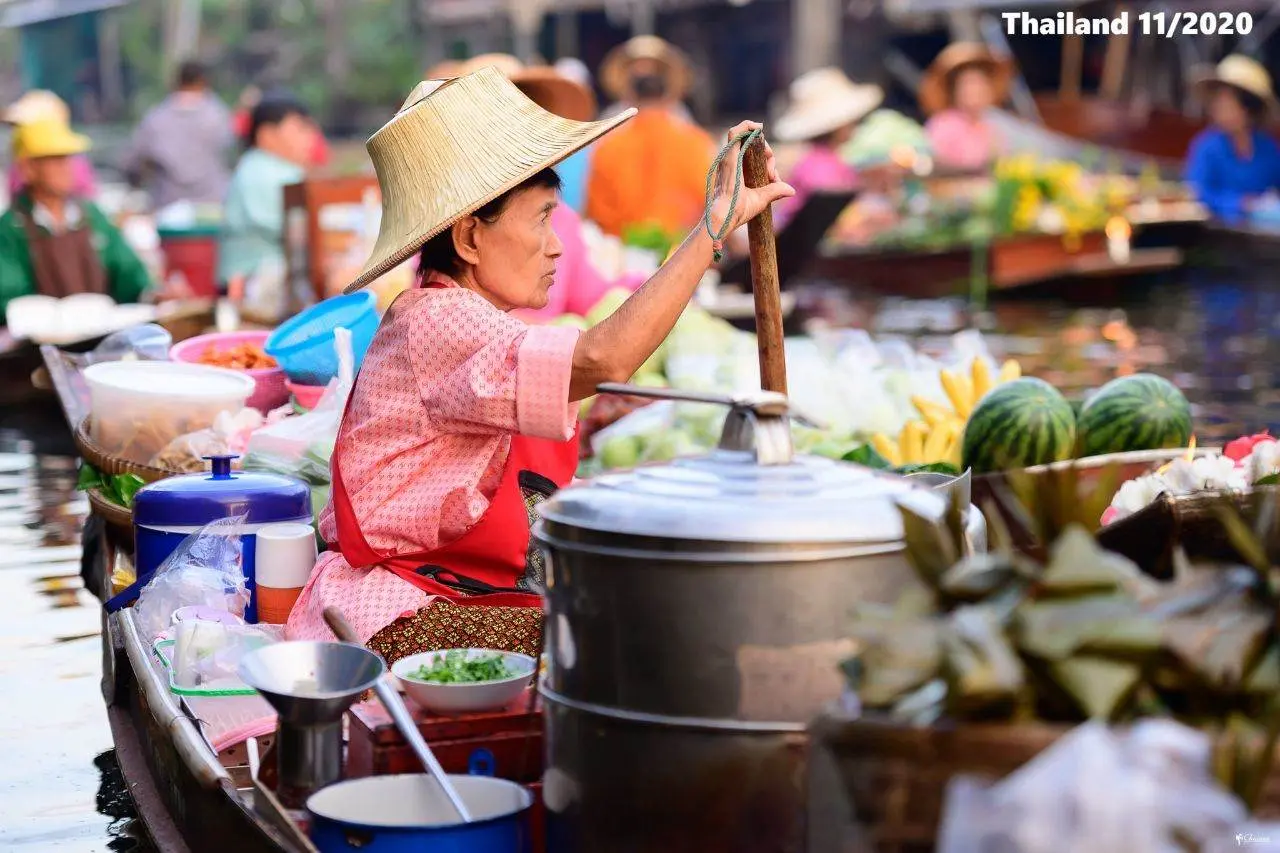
[1185,54,1280,223]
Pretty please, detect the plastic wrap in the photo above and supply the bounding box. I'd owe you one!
[937,720,1254,853]
[133,515,251,641]
[172,618,281,689]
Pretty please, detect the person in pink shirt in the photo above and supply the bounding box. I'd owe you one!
[920,43,1013,174]
[772,67,882,229]
[284,71,792,656]
[4,91,97,199]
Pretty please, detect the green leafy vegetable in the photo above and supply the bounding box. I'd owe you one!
[409,650,516,684]
[843,445,891,469]
[75,464,145,509]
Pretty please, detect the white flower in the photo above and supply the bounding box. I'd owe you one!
[1105,453,1247,522]
[1108,474,1169,521]
[1246,440,1280,484]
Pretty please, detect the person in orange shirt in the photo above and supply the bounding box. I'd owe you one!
[585,36,714,240]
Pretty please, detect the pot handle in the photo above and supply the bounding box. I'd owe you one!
[468,747,496,777]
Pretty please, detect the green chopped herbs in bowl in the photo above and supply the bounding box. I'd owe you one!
[408,650,516,684]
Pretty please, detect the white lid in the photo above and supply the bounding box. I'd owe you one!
[255,523,317,588]
[84,360,255,399]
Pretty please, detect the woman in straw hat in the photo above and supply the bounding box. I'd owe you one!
[452,55,639,323]
[919,43,1013,173]
[4,90,97,199]
[598,34,695,123]
[1185,55,1280,222]
[284,68,792,657]
[772,67,883,229]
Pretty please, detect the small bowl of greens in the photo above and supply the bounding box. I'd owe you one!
[391,648,537,714]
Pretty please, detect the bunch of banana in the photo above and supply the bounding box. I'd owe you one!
[869,357,1023,468]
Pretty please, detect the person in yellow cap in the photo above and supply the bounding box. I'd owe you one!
[4,90,97,199]
[1185,54,1280,222]
[0,119,150,324]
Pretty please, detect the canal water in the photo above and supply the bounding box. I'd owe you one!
[1,264,1275,851]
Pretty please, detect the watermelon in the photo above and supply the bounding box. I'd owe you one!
[961,377,1077,474]
[1075,373,1192,457]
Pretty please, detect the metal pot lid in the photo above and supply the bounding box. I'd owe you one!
[540,384,945,545]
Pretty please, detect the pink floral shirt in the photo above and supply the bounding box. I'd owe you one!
[775,144,856,230]
[926,109,1003,172]
[286,274,580,642]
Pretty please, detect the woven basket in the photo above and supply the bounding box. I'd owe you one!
[808,713,1280,853]
[86,487,135,537]
[75,417,181,483]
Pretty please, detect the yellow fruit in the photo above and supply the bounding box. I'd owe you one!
[971,358,993,402]
[946,426,964,468]
[998,359,1022,383]
[871,433,903,466]
[911,395,953,427]
[922,420,953,462]
[899,420,927,465]
[941,369,975,418]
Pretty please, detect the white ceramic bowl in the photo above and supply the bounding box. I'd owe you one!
[392,649,536,715]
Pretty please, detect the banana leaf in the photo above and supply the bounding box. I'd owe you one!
[1016,595,1159,661]
[1048,656,1142,720]
[1038,525,1133,597]
[942,606,1024,715]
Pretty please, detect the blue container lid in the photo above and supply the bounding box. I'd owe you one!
[133,455,312,528]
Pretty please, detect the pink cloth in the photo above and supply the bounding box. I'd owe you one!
[516,204,643,322]
[775,145,856,230]
[7,154,97,198]
[286,274,581,643]
[925,109,1003,172]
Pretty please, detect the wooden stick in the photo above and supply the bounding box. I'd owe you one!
[741,140,788,395]
[1060,34,1083,102]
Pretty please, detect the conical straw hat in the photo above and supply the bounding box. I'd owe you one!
[1190,54,1278,116]
[774,68,883,142]
[345,66,634,294]
[918,42,1013,116]
[3,90,70,126]
[457,54,598,122]
[600,35,693,101]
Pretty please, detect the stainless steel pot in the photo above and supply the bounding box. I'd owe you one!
[534,385,984,853]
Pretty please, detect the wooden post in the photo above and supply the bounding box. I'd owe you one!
[1060,34,1083,102]
[741,141,787,395]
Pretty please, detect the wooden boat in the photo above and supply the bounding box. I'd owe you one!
[1033,95,1203,164]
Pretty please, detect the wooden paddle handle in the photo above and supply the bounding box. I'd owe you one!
[741,140,788,395]
[323,606,361,644]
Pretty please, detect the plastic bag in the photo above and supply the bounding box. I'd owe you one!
[134,515,251,642]
[149,407,289,473]
[244,327,353,466]
[173,617,281,689]
[936,720,1250,853]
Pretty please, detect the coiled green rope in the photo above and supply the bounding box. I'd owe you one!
[702,127,763,263]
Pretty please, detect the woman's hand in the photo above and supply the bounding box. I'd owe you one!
[709,121,795,232]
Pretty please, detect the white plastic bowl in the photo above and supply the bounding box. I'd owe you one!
[392,649,536,715]
[84,360,255,465]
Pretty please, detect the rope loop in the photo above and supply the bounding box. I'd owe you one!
[703,128,763,263]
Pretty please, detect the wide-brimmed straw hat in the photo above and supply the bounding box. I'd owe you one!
[13,117,91,159]
[1190,54,1278,116]
[3,90,70,126]
[600,35,693,101]
[457,54,597,122]
[774,67,883,143]
[918,42,1013,116]
[344,67,634,294]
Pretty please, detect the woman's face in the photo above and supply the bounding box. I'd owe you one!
[1210,86,1251,133]
[953,66,995,113]
[463,184,563,311]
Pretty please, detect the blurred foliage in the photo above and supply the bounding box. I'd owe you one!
[117,0,426,133]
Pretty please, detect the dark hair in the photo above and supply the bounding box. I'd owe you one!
[417,168,563,279]
[248,92,310,149]
[1231,86,1268,123]
[177,61,207,89]
[631,72,668,102]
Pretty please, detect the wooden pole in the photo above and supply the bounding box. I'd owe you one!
[1060,34,1083,102]
[741,141,788,395]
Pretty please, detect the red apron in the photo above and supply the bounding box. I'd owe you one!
[328,364,579,609]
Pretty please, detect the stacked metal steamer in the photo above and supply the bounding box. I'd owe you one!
[534,387,986,852]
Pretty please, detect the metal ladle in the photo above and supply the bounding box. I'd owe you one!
[322,607,474,823]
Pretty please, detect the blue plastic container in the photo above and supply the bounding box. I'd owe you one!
[129,456,312,622]
[266,291,379,386]
[308,775,533,853]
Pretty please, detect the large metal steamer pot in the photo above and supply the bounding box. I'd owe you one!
[534,387,985,853]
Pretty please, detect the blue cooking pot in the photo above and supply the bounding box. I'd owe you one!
[307,774,533,853]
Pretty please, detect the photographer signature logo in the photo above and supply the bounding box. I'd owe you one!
[1237,833,1272,846]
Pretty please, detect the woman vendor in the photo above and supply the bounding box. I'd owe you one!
[1185,55,1280,223]
[285,68,792,658]
[919,43,1012,173]
[453,55,642,322]
[772,67,882,229]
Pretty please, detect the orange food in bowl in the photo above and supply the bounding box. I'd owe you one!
[197,342,278,371]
